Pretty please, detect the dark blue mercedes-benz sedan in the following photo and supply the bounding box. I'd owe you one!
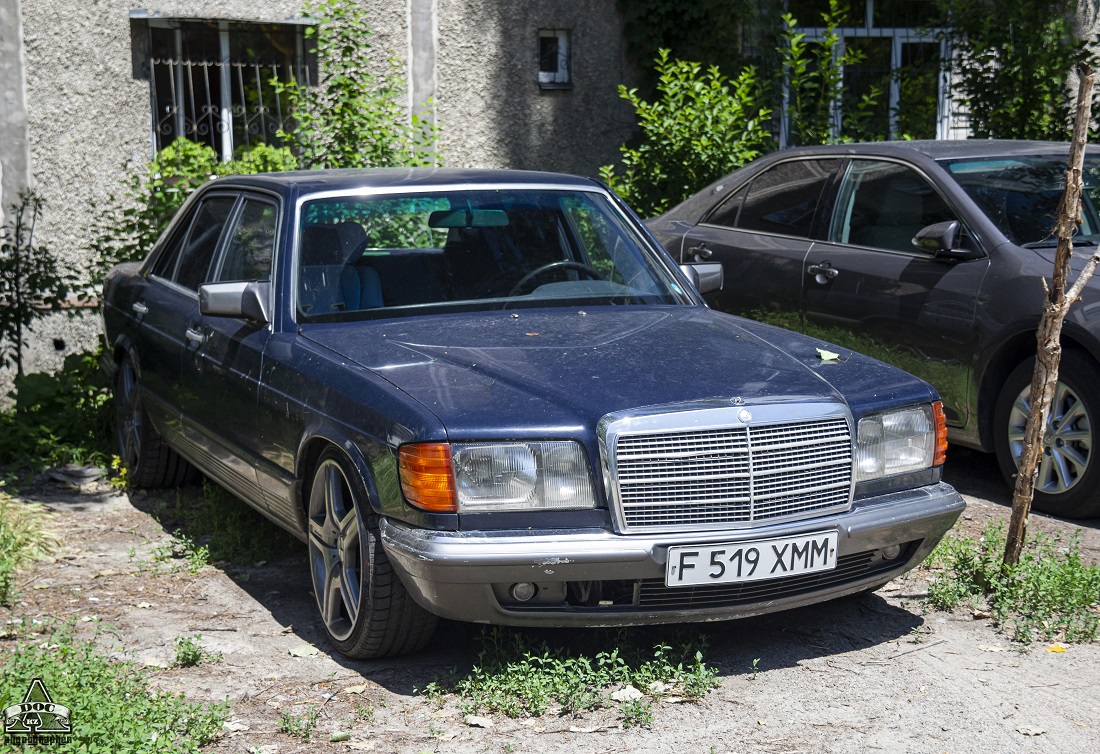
[101,168,964,658]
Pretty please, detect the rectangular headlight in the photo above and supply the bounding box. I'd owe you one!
[855,405,936,482]
[452,441,596,512]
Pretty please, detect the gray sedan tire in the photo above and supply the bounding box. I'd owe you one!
[114,355,196,488]
[993,351,1100,518]
[307,447,437,658]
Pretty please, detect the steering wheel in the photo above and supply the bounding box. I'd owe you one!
[508,261,604,296]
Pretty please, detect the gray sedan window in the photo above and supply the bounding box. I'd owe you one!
[723,159,838,238]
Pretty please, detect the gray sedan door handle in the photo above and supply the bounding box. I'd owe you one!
[807,262,839,282]
[185,327,206,346]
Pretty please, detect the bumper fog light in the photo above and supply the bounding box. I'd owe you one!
[510,582,538,602]
[881,544,902,560]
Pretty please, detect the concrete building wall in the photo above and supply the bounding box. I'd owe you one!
[2,0,638,382]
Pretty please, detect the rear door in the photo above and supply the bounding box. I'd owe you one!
[679,158,840,317]
[803,158,991,425]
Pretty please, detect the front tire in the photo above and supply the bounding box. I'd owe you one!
[993,351,1100,518]
[307,447,437,658]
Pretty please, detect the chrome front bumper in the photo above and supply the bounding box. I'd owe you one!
[379,482,964,626]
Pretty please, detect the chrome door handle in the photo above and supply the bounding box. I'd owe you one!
[132,302,149,316]
[185,328,206,346]
[807,263,839,281]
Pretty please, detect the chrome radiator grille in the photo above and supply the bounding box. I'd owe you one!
[611,416,852,531]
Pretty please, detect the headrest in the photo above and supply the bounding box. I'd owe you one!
[300,225,344,266]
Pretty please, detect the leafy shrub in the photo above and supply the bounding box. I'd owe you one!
[276,0,438,170]
[0,349,114,470]
[0,622,228,752]
[599,49,771,217]
[926,522,1100,643]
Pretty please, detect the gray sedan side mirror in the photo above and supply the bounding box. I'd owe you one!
[198,280,271,323]
[912,220,961,255]
[679,262,724,295]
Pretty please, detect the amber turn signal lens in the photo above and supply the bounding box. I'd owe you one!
[399,443,457,513]
[932,401,948,467]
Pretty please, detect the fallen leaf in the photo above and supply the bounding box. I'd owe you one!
[972,609,991,620]
[137,602,153,609]
[347,743,376,751]
[568,726,603,733]
[1017,725,1046,736]
[464,714,493,728]
[288,644,318,657]
[816,348,840,361]
[141,657,167,669]
[1045,643,1067,653]
[223,720,250,732]
[329,731,351,742]
[439,732,457,741]
[978,645,1006,652]
[343,684,368,694]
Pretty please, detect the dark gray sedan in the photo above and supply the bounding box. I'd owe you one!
[648,140,1100,518]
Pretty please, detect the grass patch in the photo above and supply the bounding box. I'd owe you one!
[277,706,318,739]
[924,522,1100,643]
[147,479,298,567]
[427,627,720,722]
[0,489,57,605]
[0,622,228,752]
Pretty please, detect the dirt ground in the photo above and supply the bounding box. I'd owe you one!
[4,446,1099,754]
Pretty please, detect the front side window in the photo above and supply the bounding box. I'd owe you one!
[172,196,237,290]
[296,188,685,319]
[830,160,957,253]
[215,198,278,282]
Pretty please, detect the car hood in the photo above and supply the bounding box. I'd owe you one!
[300,307,930,438]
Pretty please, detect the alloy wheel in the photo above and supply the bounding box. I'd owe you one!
[115,361,143,469]
[308,459,363,642]
[1007,380,1093,495]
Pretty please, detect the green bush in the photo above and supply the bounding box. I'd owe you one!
[0,350,114,470]
[926,522,1100,643]
[275,0,437,169]
[599,49,771,217]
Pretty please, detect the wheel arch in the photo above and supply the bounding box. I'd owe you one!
[976,322,1100,451]
[295,430,386,526]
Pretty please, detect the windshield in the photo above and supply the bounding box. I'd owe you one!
[296,188,688,320]
[942,155,1100,246]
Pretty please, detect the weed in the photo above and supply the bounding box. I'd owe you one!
[0,621,228,752]
[0,489,57,604]
[924,522,1100,643]
[278,706,319,739]
[149,531,209,574]
[620,697,653,728]
[355,703,375,721]
[146,480,297,566]
[173,635,221,667]
[445,627,719,722]
[749,658,760,680]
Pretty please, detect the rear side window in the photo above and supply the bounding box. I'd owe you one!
[152,195,237,290]
[718,159,838,238]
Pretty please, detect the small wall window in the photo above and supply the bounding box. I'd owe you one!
[538,29,571,88]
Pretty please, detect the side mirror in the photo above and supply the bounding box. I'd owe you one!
[679,262,724,295]
[198,281,271,323]
[912,220,961,255]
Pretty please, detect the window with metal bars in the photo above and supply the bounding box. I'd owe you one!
[134,15,314,160]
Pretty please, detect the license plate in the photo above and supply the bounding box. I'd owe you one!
[666,531,839,587]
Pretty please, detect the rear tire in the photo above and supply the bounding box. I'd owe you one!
[993,351,1100,518]
[114,355,196,488]
[307,447,437,658]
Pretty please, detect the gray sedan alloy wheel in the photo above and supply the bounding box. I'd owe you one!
[995,352,1100,518]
